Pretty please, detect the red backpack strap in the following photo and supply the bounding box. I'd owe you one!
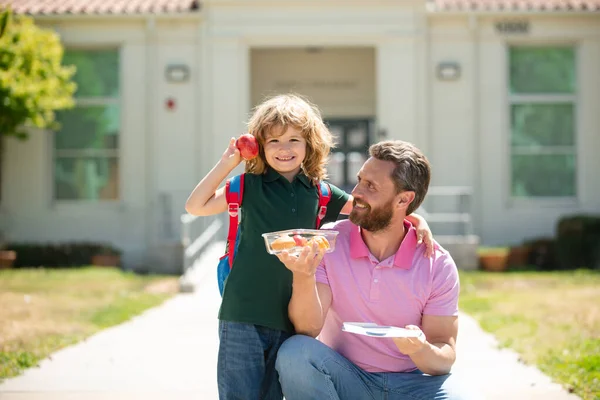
[315,181,332,228]
[225,174,244,268]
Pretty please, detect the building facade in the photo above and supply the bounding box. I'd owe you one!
[1,0,599,272]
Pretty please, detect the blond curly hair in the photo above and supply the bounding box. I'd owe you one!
[245,94,334,182]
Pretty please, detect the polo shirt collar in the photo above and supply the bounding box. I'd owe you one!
[349,220,417,269]
[264,168,312,188]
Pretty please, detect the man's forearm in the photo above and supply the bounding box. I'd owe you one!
[288,274,324,337]
[409,342,456,375]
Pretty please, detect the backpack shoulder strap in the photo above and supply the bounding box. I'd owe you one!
[225,173,245,267]
[226,173,244,205]
[315,181,332,228]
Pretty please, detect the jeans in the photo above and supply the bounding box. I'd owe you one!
[218,320,292,400]
[275,335,478,400]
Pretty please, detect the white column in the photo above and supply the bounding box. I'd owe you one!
[579,39,600,210]
[376,38,417,144]
[208,36,250,170]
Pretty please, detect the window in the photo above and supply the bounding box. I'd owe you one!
[54,49,120,200]
[509,46,577,198]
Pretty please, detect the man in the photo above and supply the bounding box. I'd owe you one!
[274,140,474,399]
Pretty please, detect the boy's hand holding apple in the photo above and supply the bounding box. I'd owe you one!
[221,133,258,169]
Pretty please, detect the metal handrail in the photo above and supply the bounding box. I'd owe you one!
[180,213,225,276]
[419,186,474,237]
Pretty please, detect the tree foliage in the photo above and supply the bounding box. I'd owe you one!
[0,8,76,139]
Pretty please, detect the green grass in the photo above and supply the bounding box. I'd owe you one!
[460,269,600,400]
[0,267,178,380]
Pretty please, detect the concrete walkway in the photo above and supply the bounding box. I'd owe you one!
[0,242,579,400]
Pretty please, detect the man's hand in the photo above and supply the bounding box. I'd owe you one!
[276,242,326,277]
[392,325,427,355]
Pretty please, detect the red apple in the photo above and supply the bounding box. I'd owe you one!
[293,235,307,247]
[236,133,259,160]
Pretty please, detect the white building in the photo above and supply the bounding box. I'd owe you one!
[1,0,599,273]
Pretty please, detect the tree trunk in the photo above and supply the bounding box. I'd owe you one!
[0,135,4,249]
[0,135,3,204]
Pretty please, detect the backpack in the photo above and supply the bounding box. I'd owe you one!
[217,173,332,296]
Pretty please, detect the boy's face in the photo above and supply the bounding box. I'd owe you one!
[263,125,307,178]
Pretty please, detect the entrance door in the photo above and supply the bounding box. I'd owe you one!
[325,119,374,192]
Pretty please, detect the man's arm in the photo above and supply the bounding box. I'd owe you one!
[276,244,332,337]
[288,278,332,337]
[392,315,457,375]
[395,247,460,375]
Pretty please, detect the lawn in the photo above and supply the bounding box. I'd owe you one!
[459,269,600,400]
[0,267,179,380]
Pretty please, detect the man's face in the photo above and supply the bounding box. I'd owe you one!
[349,158,400,232]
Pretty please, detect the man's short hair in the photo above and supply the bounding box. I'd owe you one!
[369,140,431,215]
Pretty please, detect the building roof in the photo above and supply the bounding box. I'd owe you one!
[0,0,201,15]
[428,0,600,12]
[2,0,598,15]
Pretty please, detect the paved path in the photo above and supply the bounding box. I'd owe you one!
[0,242,579,399]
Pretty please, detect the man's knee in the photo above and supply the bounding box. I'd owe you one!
[275,335,320,377]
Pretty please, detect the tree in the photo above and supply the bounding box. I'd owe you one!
[0,8,8,37]
[0,8,76,200]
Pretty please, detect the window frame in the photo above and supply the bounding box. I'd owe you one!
[505,42,580,206]
[52,47,122,204]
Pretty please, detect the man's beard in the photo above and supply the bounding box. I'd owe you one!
[348,198,395,232]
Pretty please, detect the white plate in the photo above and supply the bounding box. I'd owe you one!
[342,322,422,338]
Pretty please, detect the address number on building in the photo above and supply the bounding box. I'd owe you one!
[495,20,529,34]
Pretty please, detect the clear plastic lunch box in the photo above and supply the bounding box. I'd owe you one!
[262,229,339,255]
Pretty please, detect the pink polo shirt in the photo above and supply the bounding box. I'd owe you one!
[316,219,460,373]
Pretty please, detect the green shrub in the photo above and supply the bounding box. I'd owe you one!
[524,237,557,271]
[4,242,122,268]
[556,214,600,270]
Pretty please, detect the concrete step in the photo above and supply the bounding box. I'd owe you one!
[437,235,480,270]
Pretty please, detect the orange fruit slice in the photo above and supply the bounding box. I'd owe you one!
[308,236,330,250]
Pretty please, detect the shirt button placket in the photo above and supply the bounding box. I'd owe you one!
[370,266,381,301]
[291,189,297,215]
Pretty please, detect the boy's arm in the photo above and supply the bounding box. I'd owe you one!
[340,195,354,214]
[405,213,434,257]
[185,138,242,216]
